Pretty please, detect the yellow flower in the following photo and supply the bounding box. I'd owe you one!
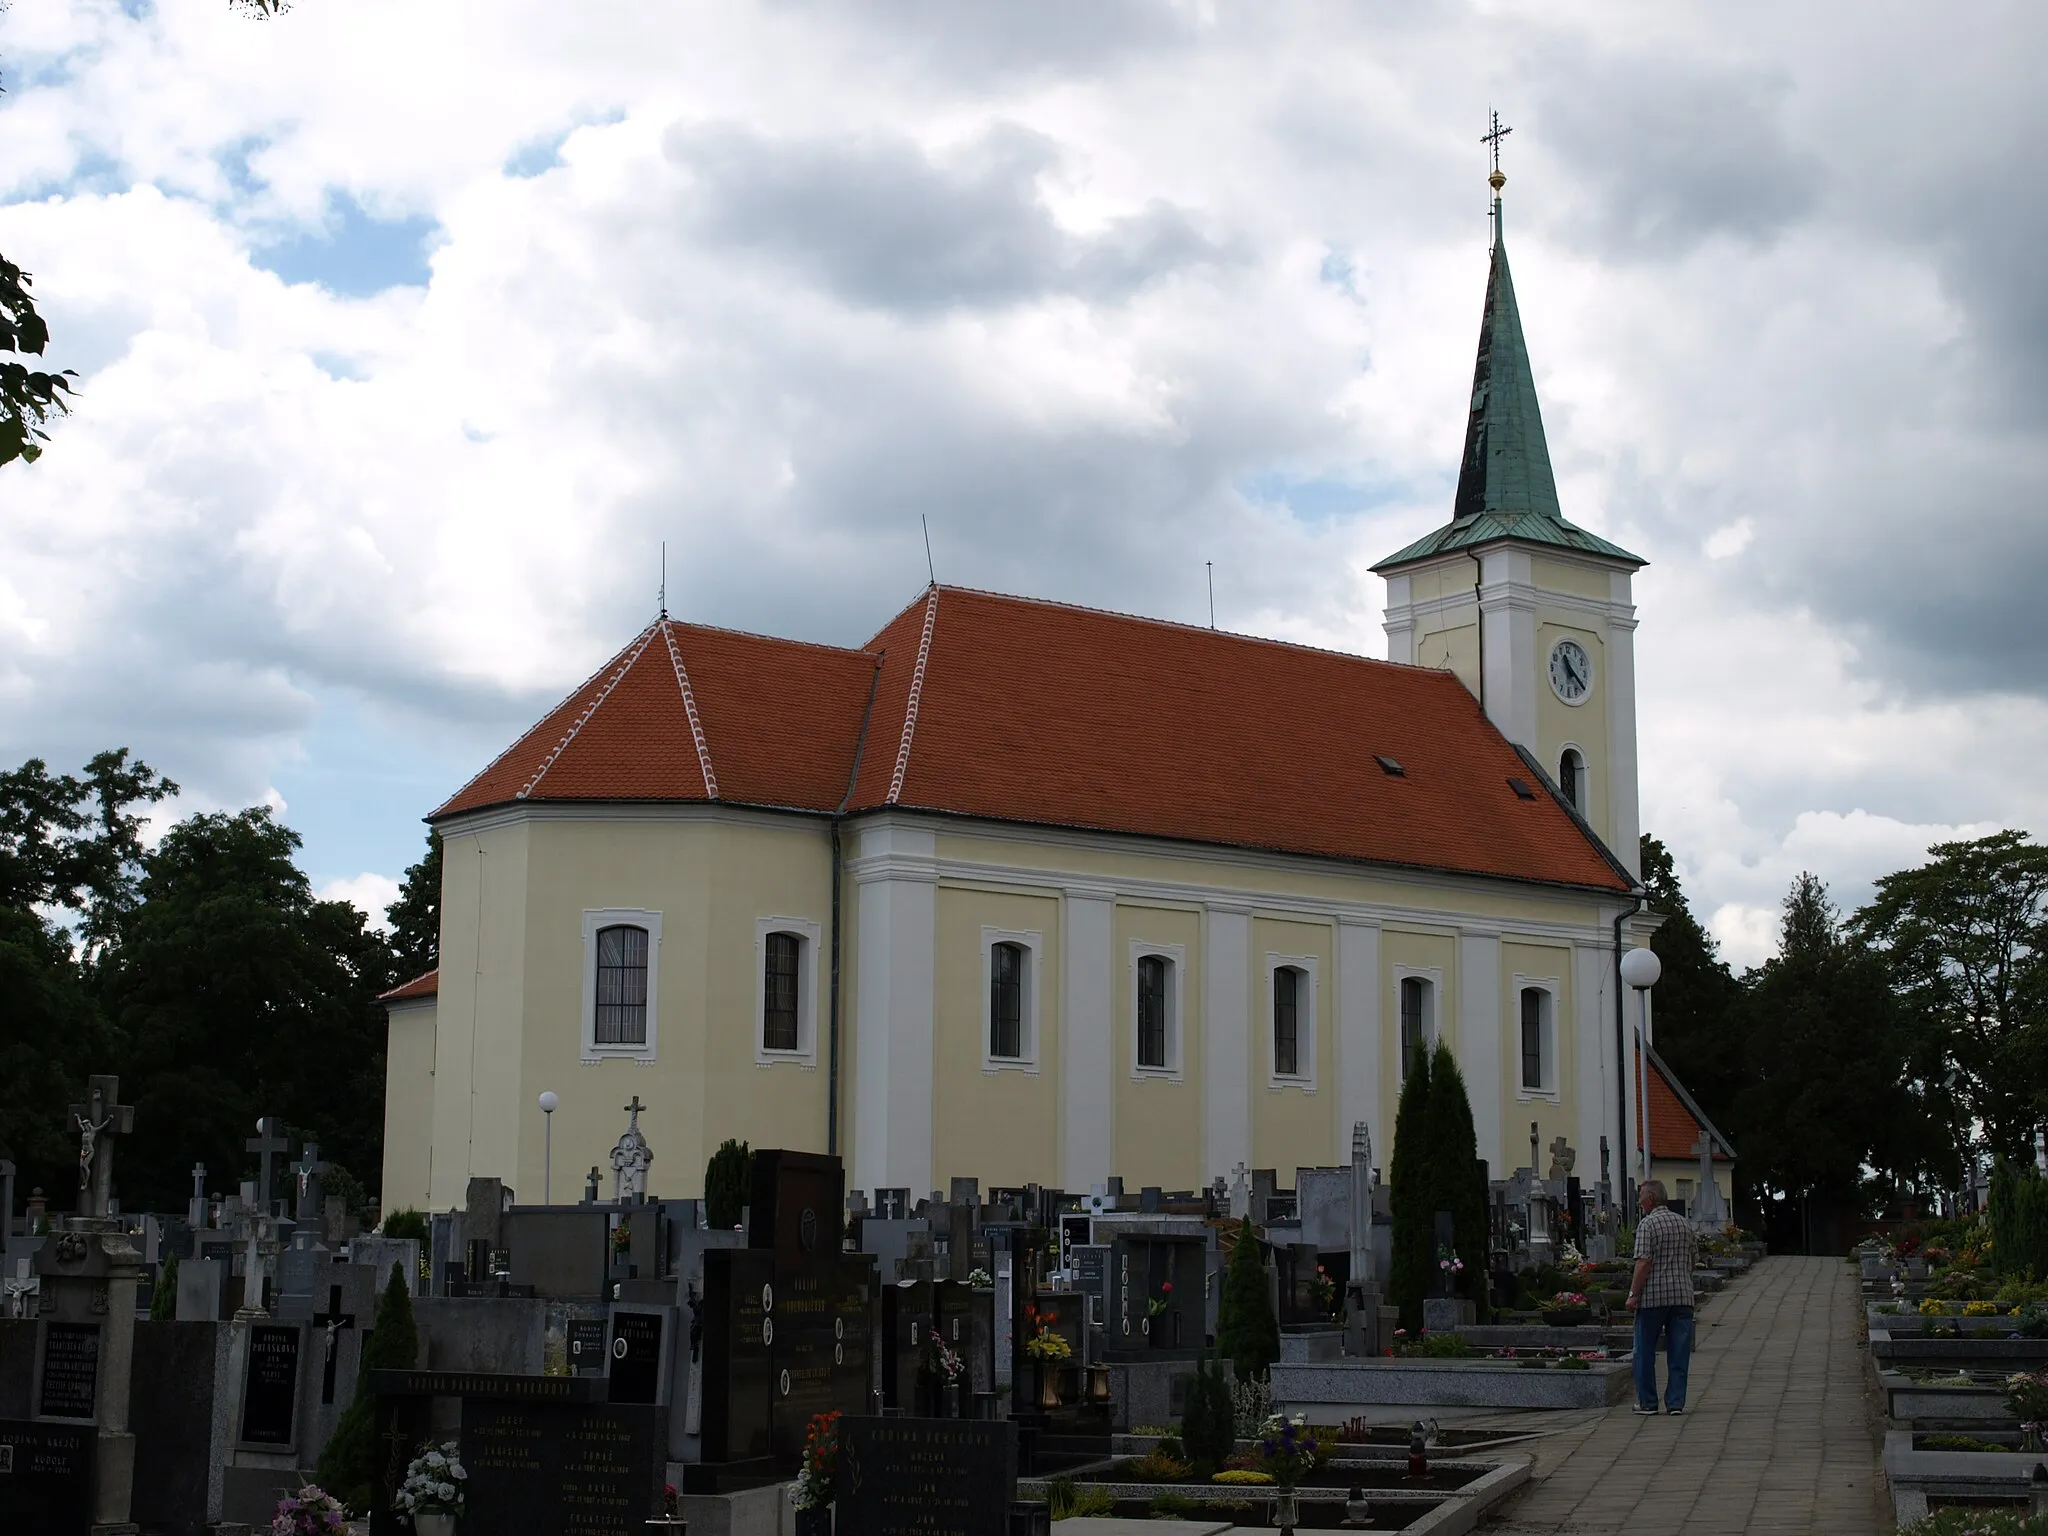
[1213,1471,1274,1486]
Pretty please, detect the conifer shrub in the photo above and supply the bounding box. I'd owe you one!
[1216,1219,1279,1383]
[149,1251,178,1321]
[704,1138,752,1230]
[1388,1045,1433,1332]
[1423,1042,1491,1319]
[380,1208,427,1243]
[1180,1351,1235,1472]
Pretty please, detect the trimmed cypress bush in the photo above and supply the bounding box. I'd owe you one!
[1424,1042,1491,1319]
[1216,1218,1279,1382]
[704,1138,751,1230]
[1388,1044,1433,1332]
[1180,1350,1234,1472]
[1995,1162,2048,1281]
[149,1250,178,1321]
[317,1262,420,1514]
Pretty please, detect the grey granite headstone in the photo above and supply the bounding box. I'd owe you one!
[1297,1168,1351,1252]
[177,1257,225,1321]
[348,1236,420,1296]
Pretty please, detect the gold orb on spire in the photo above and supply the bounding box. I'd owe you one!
[1489,169,1506,192]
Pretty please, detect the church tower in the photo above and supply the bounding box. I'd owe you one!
[1375,138,1646,878]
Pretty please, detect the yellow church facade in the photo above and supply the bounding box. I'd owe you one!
[380,197,1668,1214]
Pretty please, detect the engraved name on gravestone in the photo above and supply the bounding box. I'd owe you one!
[567,1318,608,1375]
[835,1418,1017,1536]
[0,1421,94,1534]
[463,1398,664,1536]
[37,1322,100,1420]
[606,1311,665,1406]
[239,1324,302,1447]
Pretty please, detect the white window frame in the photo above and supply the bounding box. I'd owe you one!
[1264,952,1319,1091]
[756,916,822,1068]
[1128,939,1185,1080]
[980,926,1042,1073]
[1558,744,1591,818]
[581,908,662,1063]
[1513,974,1561,1101]
[1393,966,1441,1083]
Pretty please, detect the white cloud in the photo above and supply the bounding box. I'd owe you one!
[319,872,400,931]
[0,1,2041,966]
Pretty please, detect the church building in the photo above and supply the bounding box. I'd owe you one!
[378,188,1665,1215]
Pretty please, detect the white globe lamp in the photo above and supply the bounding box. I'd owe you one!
[1620,947,1662,991]
[1620,946,1661,1187]
[538,1092,560,1204]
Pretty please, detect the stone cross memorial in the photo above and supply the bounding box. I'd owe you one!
[610,1097,653,1203]
[247,1117,291,1218]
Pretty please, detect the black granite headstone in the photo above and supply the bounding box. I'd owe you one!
[698,1247,774,1463]
[750,1149,844,1273]
[240,1324,301,1446]
[0,1419,94,1536]
[1073,1247,1108,1324]
[567,1318,607,1375]
[36,1324,98,1420]
[836,1417,1017,1536]
[771,1257,872,1459]
[606,1310,664,1405]
[131,1320,222,1531]
[463,1396,664,1536]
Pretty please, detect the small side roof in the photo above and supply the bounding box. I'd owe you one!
[379,968,439,1005]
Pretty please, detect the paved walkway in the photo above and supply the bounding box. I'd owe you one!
[1483,1256,1888,1535]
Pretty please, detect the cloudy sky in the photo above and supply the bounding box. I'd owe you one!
[2,1,2041,966]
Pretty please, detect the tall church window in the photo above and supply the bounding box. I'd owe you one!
[763,931,801,1052]
[1518,984,1557,1095]
[1559,748,1587,815]
[1400,975,1433,1077]
[594,924,649,1045]
[1137,954,1169,1069]
[1273,965,1304,1077]
[990,941,1025,1060]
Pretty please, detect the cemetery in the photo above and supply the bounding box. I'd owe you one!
[0,1050,1776,1536]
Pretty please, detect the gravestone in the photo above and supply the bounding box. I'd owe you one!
[1420,1209,1475,1332]
[292,1144,329,1228]
[568,1317,608,1374]
[348,1236,420,1298]
[176,1257,225,1323]
[246,1119,290,1220]
[503,1208,607,1299]
[237,1323,302,1449]
[835,1417,1018,1536]
[131,1318,230,1532]
[609,1098,653,1203]
[0,1421,94,1534]
[607,1309,667,1405]
[310,1284,357,1405]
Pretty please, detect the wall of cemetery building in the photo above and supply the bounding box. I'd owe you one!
[388,798,1650,1212]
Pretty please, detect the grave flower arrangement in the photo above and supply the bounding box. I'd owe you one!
[610,1223,631,1258]
[393,1442,467,1522]
[1252,1413,1321,1488]
[1310,1265,1338,1312]
[1146,1280,1175,1320]
[790,1410,842,1511]
[1435,1244,1464,1280]
[1547,1291,1590,1310]
[271,1484,347,1536]
[966,1267,994,1288]
[926,1332,965,1384]
[1024,1318,1072,1362]
[2005,1371,2048,1426]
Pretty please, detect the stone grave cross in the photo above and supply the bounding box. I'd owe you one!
[1228,1162,1250,1221]
[188,1161,209,1229]
[248,1116,291,1217]
[584,1165,601,1204]
[1547,1136,1575,1182]
[292,1142,329,1225]
[1690,1136,1727,1227]
[610,1095,653,1203]
[68,1073,134,1218]
[312,1282,357,1403]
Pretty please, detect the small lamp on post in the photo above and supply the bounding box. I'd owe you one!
[538,1092,559,1205]
[1619,946,1663,1189]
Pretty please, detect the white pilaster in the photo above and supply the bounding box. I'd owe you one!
[1062,887,1116,1192]
[1203,904,1252,1185]
[1478,547,1539,750]
[1336,917,1382,1170]
[1457,929,1505,1173]
[850,824,936,1195]
[1573,940,1611,1188]
[1381,573,1416,664]
[1606,570,1642,879]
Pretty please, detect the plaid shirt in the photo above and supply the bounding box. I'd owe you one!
[1633,1206,1698,1309]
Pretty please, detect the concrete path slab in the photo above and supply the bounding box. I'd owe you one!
[1480,1256,1887,1534]
[1056,1521,1232,1536]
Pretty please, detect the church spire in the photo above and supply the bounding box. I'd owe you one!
[1452,121,1562,525]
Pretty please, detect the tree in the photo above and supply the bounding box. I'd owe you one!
[150,1250,179,1321]
[385,829,441,980]
[1387,1045,1433,1332]
[0,903,113,1199]
[1216,1218,1278,1381]
[97,808,393,1210]
[1639,834,1743,1133]
[0,255,73,467]
[704,1138,751,1229]
[1180,1350,1234,1471]
[1852,831,2048,1165]
[318,1261,418,1514]
[1424,1042,1490,1319]
[1731,874,1928,1207]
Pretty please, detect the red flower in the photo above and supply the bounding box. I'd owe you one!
[1161,1282,1173,1294]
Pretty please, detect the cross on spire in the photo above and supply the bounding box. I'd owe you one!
[1482,109,1512,187]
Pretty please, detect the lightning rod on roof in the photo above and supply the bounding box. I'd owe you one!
[921,515,936,587]
[659,541,667,619]
[1206,561,1215,629]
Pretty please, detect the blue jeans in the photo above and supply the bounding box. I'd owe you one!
[1633,1305,1694,1411]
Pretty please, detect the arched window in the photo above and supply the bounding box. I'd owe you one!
[990,941,1026,1060]
[1137,954,1169,1069]
[1400,975,1434,1078]
[594,924,649,1045]
[763,931,801,1052]
[1519,985,1554,1093]
[1273,965,1304,1077]
[1559,748,1587,815]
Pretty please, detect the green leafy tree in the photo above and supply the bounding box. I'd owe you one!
[1216,1217,1279,1382]
[1387,1045,1433,1332]
[0,903,113,1199]
[98,808,394,1210]
[384,830,441,980]
[1179,1350,1234,1471]
[317,1261,418,1514]
[1732,874,1926,1206]
[1852,831,2048,1165]
[704,1138,751,1229]
[381,1207,427,1242]
[1639,834,1744,1133]
[150,1251,179,1321]
[0,255,73,467]
[1424,1042,1490,1318]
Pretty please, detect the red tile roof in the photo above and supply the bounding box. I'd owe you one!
[380,968,439,1004]
[1639,1051,1734,1161]
[432,585,1629,893]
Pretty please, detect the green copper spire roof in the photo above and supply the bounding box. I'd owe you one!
[1375,200,1643,572]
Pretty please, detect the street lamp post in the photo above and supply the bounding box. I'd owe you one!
[1620,946,1663,1190]
[538,1092,559,1205]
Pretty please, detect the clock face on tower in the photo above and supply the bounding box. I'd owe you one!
[1548,637,1593,705]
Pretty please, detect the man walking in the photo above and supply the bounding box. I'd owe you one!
[1626,1180,1697,1415]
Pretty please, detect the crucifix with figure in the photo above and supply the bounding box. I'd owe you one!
[69,1074,135,1219]
[311,1282,357,1403]
[248,1117,291,1217]
[292,1143,328,1225]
